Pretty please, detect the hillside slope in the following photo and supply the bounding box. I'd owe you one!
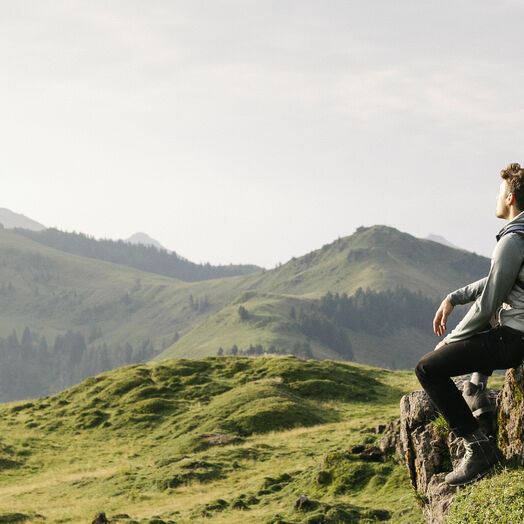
[0,228,250,400]
[155,226,488,367]
[0,224,490,400]
[239,226,489,299]
[0,228,250,345]
[15,227,262,281]
[0,355,424,523]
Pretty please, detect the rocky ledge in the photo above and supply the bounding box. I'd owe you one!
[378,363,524,523]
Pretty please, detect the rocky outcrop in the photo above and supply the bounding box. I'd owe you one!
[397,387,461,523]
[497,363,524,465]
[378,367,524,524]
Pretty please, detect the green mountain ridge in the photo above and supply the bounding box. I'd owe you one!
[239,226,488,299]
[0,228,251,400]
[0,224,489,401]
[14,227,262,282]
[0,227,249,346]
[155,226,488,367]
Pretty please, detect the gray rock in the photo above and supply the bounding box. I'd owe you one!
[497,361,524,465]
[377,419,403,461]
[397,379,499,524]
[382,366,524,523]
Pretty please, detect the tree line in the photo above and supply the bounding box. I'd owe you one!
[14,228,261,282]
[0,327,160,402]
[217,341,313,359]
[315,287,439,336]
[223,287,442,361]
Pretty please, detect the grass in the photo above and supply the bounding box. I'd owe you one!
[0,225,490,382]
[447,466,524,523]
[0,227,251,361]
[0,355,424,523]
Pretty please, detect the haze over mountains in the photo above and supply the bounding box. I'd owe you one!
[125,232,166,250]
[425,234,458,249]
[1,207,246,268]
[0,219,489,402]
[0,207,46,231]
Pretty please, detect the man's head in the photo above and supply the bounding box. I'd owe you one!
[497,163,524,219]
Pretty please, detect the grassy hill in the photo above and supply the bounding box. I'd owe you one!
[0,229,253,401]
[0,224,490,401]
[0,355,424,523]
[14,227,262,281]
[155,226,488,367]
[0,227,253,347]
[238,226,489,299]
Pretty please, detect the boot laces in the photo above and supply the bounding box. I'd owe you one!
[463,440,474,461]
[456,440,474,471]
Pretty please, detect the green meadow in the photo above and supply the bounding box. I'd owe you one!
[0,356,424,523]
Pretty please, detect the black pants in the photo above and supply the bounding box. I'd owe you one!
[415,325,524,437]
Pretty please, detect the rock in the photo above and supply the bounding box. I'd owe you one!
[294,494,314,511]
[398,379,500,524]
[348,444,384,462]
[386,362,523,523]
[497,361,524,465]
[409,424,450,493]
[92,513,109,524]
[377,419,403,461]
[200,432,242,446]
[422,474,457,522]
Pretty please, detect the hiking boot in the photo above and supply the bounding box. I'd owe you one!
[462,381,495,418]
[445,430,499,487]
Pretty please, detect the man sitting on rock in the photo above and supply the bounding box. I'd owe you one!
[416,163,524,487]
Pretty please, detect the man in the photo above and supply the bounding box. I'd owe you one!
[416,162,524,487]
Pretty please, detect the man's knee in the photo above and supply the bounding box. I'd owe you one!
[415,352,435,381]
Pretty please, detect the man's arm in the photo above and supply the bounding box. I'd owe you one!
[443,234,523,344]
[447,277,488,306]
[432,276,488,345]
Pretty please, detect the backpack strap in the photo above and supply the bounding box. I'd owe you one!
[496,225,524,241]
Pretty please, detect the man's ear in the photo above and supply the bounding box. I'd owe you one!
[507,192,516,206]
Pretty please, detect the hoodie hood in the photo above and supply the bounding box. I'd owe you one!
[496,210,524,241]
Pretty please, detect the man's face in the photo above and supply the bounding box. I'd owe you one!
[496,180,510,219]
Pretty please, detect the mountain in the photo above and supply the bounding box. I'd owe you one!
[0,224,490,401]
[425,233,458,249]
[14,227,263,282]
[0,207,45,231]
[154,226,489,369]
[240,226,487,299]
[0,227,251,401]
[154,225,489,368]
[0,355,425,522]
[125,232,166,250]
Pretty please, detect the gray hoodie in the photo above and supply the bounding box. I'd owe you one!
[444,210,524,344]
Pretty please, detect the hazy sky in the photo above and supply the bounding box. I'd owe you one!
[3,1,524,267]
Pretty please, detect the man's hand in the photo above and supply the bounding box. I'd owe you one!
[433,297,454,337]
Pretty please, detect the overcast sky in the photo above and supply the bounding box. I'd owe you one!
[2,1,524,267]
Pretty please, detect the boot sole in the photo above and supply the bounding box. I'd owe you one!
[446,468,489,487]
[445,462,499,487]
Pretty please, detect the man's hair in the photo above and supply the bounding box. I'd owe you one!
[500,163,524,211]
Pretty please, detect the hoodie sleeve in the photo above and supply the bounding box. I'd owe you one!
[443,233,523,344]
[447,277,488,306]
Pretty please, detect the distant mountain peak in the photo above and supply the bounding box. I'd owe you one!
[0,207,46,231]
[125,232,166,251]
[425,234,458,249]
